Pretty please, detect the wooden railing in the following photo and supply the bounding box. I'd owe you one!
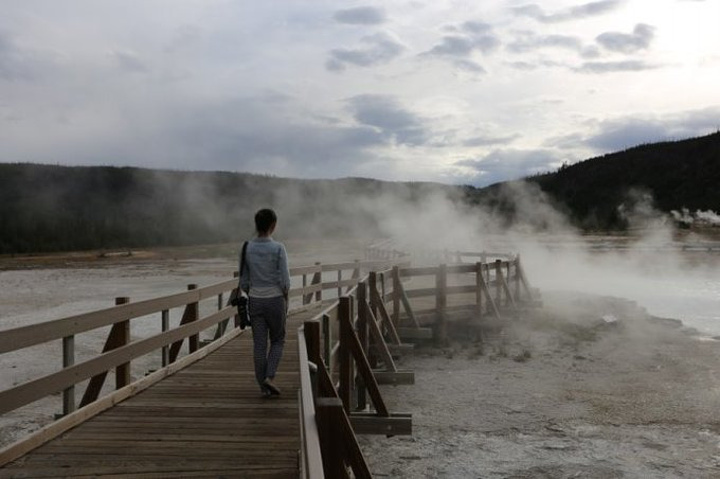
[1,245,537,477]
[297,253,539,477]
[0,259,404,427]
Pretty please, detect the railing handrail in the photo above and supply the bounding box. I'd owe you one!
[297,326,324,479]
[0,258,407,355]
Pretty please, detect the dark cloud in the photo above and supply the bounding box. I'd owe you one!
[347,94,430,146]
[333,6,386,25]
[157,97,388,177]
[576,59,658,73]
[424,31,500,57]
[596,23,655,53]
[421,20,499,74]
[513,0,622,23]
[326,32,404,71]
[583,108,720,152]
[456,148,561,186]
[427,35,476,56]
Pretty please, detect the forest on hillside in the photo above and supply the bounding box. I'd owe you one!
[1,132,719,254]
[0,164,460,254]
[462,131,720,231]
[526,131,720,230]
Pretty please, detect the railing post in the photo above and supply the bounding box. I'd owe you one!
[187,284,199,353]
[436,264,447,345]
[338,296,353,413]
[115,297,131,389]
[316,398,347,478]
[392,266,400,327]
[348,260,360,293]
[337,269,342,299]
[366,276,378,369]
[380,272,386,302]
[475,262,483,318]
[303,273,308,304]
[495,260,503,307]
[356,283,368,411]
[368,273,378,327]
[322,314,331,374]
[314,262,322,303]
[161,309,170,367]
[515,255,522,301]
[62,335,75,416]
[305,320,321,368]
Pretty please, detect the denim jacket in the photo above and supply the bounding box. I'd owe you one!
[239,237,290,299]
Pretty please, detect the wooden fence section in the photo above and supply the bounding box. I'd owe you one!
[0,259,404,468]
[1,243,539,478]
[295,253,540,476]
[0,306,326,479]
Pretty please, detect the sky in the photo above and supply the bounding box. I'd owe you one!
[0,0,719,187]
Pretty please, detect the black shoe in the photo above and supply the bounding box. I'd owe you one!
[263,378,281,396]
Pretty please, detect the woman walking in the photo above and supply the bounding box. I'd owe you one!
[240,208,291,397]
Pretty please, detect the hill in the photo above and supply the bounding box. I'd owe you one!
[524,131,720,230]
[0,164,460,254]
[2,132,719,254]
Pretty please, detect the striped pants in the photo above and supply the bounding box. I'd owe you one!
[248,296,287,388]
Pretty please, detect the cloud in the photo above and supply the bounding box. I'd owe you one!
[421,20,499,74]
[453,59,487,73]
[111,50,149,74]
[596,23,655,53]
[333,6,387,25]
[506,30,601,60]
[0,32,44,81]
[513,0,623,23]
[463,134,520,147]
[424,22,500,58]
[576,59,658,73]
[508,32,582,53]
[582,107,720,152]
[326,31,405,71]
[346,94,430,146]
[455,148,561,186]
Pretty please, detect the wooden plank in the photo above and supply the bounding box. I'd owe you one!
[340,306,389,417]
[361,301,397,372]
[372,370,415,385]
[0,306,236,415]
[370,288,402,346]
[446,284,477,295]
[404,287,437,299]
[297,326,325,479]
[350,413,412,436]
[399,266,438,277]
[0,279,239,354]
[398,327,434,340]
[0,326,244,467]
[446,264,477,274]
[290,265,322,276]
[338,297,353,412]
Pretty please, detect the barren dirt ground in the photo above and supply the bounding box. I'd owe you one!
[360,292,720,478]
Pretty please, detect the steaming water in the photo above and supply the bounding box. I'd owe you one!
[621,274,720,336]
[526,248,720,337]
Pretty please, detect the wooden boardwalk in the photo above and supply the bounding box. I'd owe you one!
[1,306,323,479]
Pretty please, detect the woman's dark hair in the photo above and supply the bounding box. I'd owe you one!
[254,208,278,234]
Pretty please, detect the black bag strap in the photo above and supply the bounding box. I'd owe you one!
[240,241,249,275]
[237,241,248,293]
